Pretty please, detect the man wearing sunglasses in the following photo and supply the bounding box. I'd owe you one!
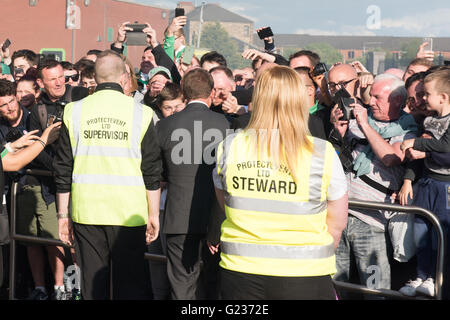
[61,61,80,87]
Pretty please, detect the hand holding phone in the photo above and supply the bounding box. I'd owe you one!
[257,27,273,40]
[175,8,186,27]
[423,37,433,52]
[2,39,11,52]
[417,38,434,61]
[125,24,147,33]
[175,8,185,17]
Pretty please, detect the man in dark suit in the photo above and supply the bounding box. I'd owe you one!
[156,68,229,300]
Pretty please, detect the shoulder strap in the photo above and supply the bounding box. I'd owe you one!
[358,174,396,196]
[65,85,74,103]
[37,103,47,131]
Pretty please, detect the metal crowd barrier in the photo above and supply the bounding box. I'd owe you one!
[8,170,70,300]
[332,199,446,300]
[7,170,167,300]
[7,171,446,300]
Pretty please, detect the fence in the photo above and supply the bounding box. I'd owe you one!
[6,171,446,300]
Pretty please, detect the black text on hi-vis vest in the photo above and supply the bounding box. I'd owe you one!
[83,116,129,141]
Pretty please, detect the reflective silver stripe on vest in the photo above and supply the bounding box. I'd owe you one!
[72,174,144,186]
[219,133,239,191]
[225,192,327,215]
[72,146,140,158]
[71,100,143,159]
[221,241,334,260]
[131,101,143,153]
[308,138,327,202]
[72,100,83,143]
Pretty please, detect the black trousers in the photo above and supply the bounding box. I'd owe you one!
[220,268,336,300]
[165,234,220,300]
[73,223,148,300]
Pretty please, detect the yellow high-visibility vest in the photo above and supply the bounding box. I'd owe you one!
[216,131,336,277]
[64,89,153,226]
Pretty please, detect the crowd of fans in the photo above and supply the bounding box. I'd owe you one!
[0,14,449,300]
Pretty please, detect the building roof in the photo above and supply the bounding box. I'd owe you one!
[255,34,450,52]
[187,3,253,23]
[113,0,167,10]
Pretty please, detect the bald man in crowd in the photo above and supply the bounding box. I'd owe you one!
[54,50,162,300]
[331,73,418,295]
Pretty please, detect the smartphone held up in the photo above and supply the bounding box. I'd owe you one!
[423,37,433,52]
[2,39,11,52]
[257,27,274,40]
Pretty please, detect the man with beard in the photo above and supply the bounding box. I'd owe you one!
[18,60,87,300]
[0,80,29,138]
[0,79,37,296]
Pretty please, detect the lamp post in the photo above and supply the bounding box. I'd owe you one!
[196,1,206,48]
[66,0,81,62]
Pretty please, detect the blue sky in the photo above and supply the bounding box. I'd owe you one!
[136,0,450,37]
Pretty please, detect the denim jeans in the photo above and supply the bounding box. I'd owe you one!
[334,215,391,290]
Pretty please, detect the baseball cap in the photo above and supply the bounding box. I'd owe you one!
[148,66,172,81]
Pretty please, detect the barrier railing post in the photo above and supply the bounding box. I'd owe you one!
[332,200,446,300]
[8,180,19,300]
[8,170,71,300]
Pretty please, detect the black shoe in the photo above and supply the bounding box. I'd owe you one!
[27,288,48,300]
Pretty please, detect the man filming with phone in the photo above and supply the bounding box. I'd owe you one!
[164,14,187,65]
[330,71,418,296]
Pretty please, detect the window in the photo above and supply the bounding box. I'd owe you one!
[107,28,114,42]
[244,25,250,37]
[348,51,355,59]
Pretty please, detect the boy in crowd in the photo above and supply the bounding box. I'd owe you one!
[400,69,450,297]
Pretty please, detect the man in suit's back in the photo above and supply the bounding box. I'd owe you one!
[156,68,229,299]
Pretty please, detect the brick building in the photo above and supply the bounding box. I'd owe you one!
[0,0,170,68]
[259,33,450,73]
[177,2,254,49]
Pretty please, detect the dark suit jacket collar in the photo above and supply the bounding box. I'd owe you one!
[186,101,209,110]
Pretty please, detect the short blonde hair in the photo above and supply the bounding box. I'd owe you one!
[424,68,450,99]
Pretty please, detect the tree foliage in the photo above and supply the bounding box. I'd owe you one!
[199,22,250,70]
[303,43,343,67]
[399,39,423,67]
